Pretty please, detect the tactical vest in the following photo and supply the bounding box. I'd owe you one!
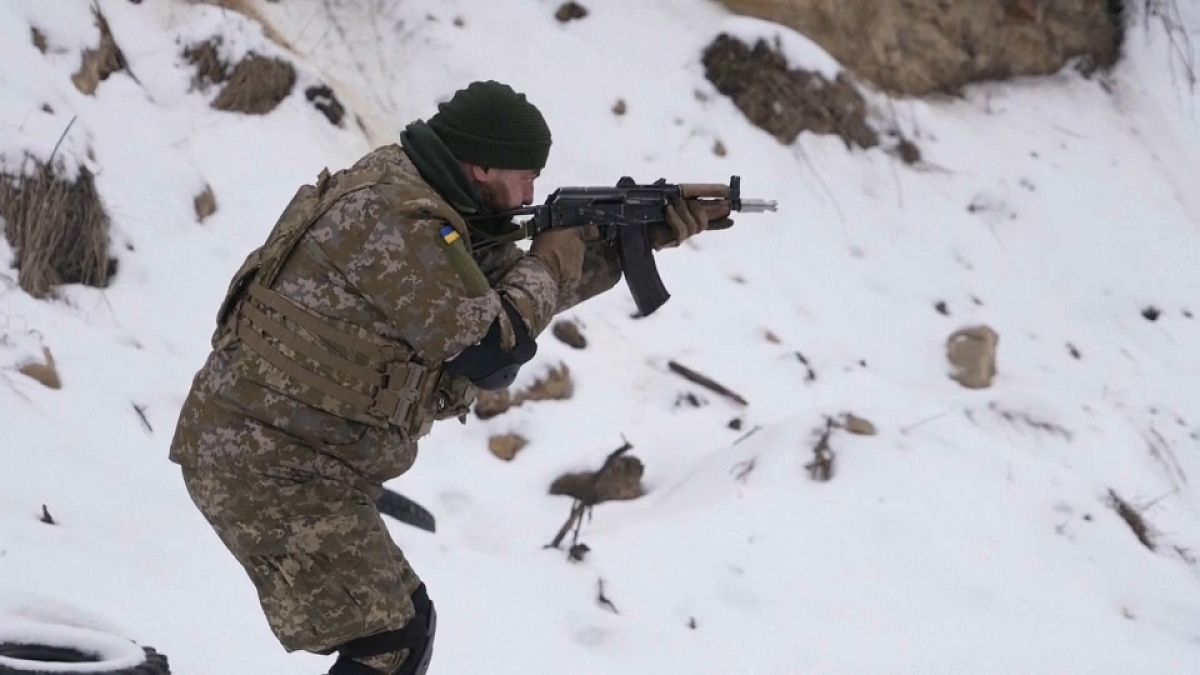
[212,166,474,440]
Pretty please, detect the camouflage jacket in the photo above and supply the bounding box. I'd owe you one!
[169,144,621,480]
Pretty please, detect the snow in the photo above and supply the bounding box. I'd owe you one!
[1,0,1199,673]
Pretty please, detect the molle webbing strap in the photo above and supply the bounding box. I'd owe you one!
[236,284,432,430]
[246,284,401,365]
[239,297,383,388]
[235,316,379,414]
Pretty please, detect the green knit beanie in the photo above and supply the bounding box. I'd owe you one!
[427,81,552,171]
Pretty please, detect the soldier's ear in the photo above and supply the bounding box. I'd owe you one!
[462,163,491,183]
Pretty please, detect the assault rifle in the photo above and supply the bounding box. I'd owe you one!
[509,175,776,316]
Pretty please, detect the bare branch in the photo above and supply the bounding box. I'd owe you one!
[596,578,619,614]
[668,360,748,406]
[805,417,836,481]
[131,402,153,433]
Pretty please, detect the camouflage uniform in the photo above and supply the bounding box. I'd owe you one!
[170,143,620,654]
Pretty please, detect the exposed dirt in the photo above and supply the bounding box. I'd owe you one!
[716,0,1123,96]
[211,53,296,115]
[703,34,877,148]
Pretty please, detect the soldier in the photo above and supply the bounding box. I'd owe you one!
[169,81,730,675]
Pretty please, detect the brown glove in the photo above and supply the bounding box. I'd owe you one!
[656,184,735,249]
[530,227,585,287]
[681,183,734,230]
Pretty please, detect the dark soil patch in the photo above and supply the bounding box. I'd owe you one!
[702,34,877,149]
[305,85,345,126]
[212,53,295,115]
[183,38,228,91]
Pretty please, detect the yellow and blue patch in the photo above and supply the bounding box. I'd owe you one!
[440,225,461,245]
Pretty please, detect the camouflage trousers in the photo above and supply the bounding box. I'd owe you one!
[181,450,423,653]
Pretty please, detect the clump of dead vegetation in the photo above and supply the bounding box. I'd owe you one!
[555,2,589,22]
[212,53,296,114]
[72,4,129,95]
[183,37,296,115]
[550,442,645,505]
[702,34,877,149]
[546,439,645,562]
[806,417,837,481]
[0,155,114,298]
[194,183,217,221]
[488,433,528,461]
[474,363,574,419]
[18,347,61,389]
[552,318,587,349]
[183,38,228,91]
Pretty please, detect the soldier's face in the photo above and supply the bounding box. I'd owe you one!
[473,167,540,211]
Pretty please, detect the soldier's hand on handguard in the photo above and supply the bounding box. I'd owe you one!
[530,227,586,287]
[655,183,735,250]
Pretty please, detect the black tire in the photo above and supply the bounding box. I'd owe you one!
[0,623,169,674]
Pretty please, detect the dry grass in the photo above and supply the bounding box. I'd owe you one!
[187,0,295,52]
[0,157,113,298]
[1143,0,1196,92]
[212,53,296,114]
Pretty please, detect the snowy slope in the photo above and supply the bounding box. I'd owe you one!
[2,0,1199,673]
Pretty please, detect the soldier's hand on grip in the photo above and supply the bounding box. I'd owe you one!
[680,183,734,230]
[530,227,585,287]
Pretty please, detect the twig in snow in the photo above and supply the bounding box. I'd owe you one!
[731,457,757,483]
[596,578,619,614]
[805,417,836,482]
[547,499,591,551]
[668,361,747,406]
[132,402,153,433]
[732,425,763,446]
[48,116,77,166]
[794,351,817,383]
[900,412,949,435]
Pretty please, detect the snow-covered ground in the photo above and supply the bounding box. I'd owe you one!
[2,0,1199,672]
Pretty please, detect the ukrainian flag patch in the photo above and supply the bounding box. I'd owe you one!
[438,223,489,298]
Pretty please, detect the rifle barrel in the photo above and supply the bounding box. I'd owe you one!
[738,199,778,213]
